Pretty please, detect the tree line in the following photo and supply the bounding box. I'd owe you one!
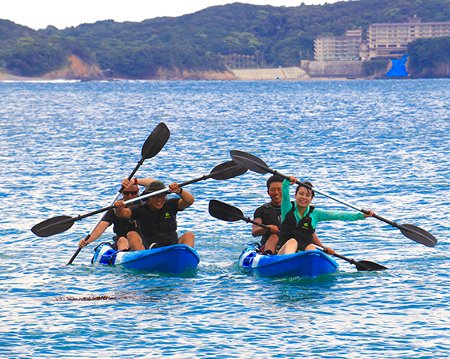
[0,0,449,78]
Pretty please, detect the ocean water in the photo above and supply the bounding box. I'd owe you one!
[0,79,449,358]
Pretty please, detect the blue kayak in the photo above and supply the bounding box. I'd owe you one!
[91,242,200,275]
[238,243,339,278]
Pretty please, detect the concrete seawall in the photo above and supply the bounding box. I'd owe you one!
[230,61,365,80]
[300,60,364,78]
[231,67,310,80]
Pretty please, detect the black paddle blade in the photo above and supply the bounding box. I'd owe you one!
[355,260,388,271]
[208,200,243,222]
[209,160,247,180]
[31,215,75,237]
[141,122,170,159]
[399,224,437,247]
[230,150,269,174]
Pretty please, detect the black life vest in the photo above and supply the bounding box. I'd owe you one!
[279,203,315,249]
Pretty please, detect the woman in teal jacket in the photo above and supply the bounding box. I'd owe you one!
[277,176,375,255]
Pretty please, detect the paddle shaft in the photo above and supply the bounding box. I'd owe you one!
[251,219,385,270]
[253,168,434,245]
[238,213,271,230]
[60,188,173,235]
[78,154,227,244]
[212,201,334,251]
[178,174,219,187]
[316,246,356,265]
[38,161,245,240]
[247,212,386,270]
[245,216,338,254]
[209,200,387,271]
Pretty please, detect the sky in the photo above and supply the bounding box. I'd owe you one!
[1,0,338,30]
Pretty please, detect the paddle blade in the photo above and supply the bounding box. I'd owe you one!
[141,122,170,159]
[208,200,243,222]
[399,224,437,247]
[31,215,75,237]
[209,161,247,180]
[355,260,388,271]
[230,150,270,174]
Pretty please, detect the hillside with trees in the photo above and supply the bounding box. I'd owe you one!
[408,37,450,78]
[0,0,449,79]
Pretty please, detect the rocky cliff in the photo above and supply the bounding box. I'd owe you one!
[43,55,105,80]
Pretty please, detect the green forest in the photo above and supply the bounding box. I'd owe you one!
[0,0,449,79]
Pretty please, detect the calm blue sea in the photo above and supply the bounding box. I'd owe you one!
[1,79,449,358]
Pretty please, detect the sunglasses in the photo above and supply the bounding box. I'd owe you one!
[123,190,138,195]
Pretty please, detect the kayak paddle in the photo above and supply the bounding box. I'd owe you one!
[66,122,170,264]
[208,199,387,271]
[32,161,246,238]
[230,150,438,248]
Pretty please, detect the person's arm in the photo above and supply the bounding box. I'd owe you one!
[78,221,111,247]
[252,218,265,236]
[315,208,366,222]
[311,233,335,255]
[252,207,266,237]
[122,177,155,188]
[169,183,194,210]
[135,177,154,187]
[280,178,294,222]
[252,218,279,236]
[311,233,324,247]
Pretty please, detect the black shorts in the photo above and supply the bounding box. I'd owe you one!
[143,238,178,250]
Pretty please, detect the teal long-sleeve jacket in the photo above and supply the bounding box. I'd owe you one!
[281,179,365,228]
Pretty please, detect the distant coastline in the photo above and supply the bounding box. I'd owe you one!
[0,66,362,82]
[2,1,449,81]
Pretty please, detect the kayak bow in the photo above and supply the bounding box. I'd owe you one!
[92,243,200,275]
[238,243,339,278]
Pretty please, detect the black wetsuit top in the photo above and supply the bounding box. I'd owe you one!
[102,208,139,240]
[253,203,281,245]
[129,198,181,249]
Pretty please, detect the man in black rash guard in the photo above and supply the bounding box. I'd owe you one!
[114,180,195,249]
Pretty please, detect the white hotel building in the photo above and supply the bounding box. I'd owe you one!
[314,17,450,61]
[368,16,450,59]
[314,30,363,61]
